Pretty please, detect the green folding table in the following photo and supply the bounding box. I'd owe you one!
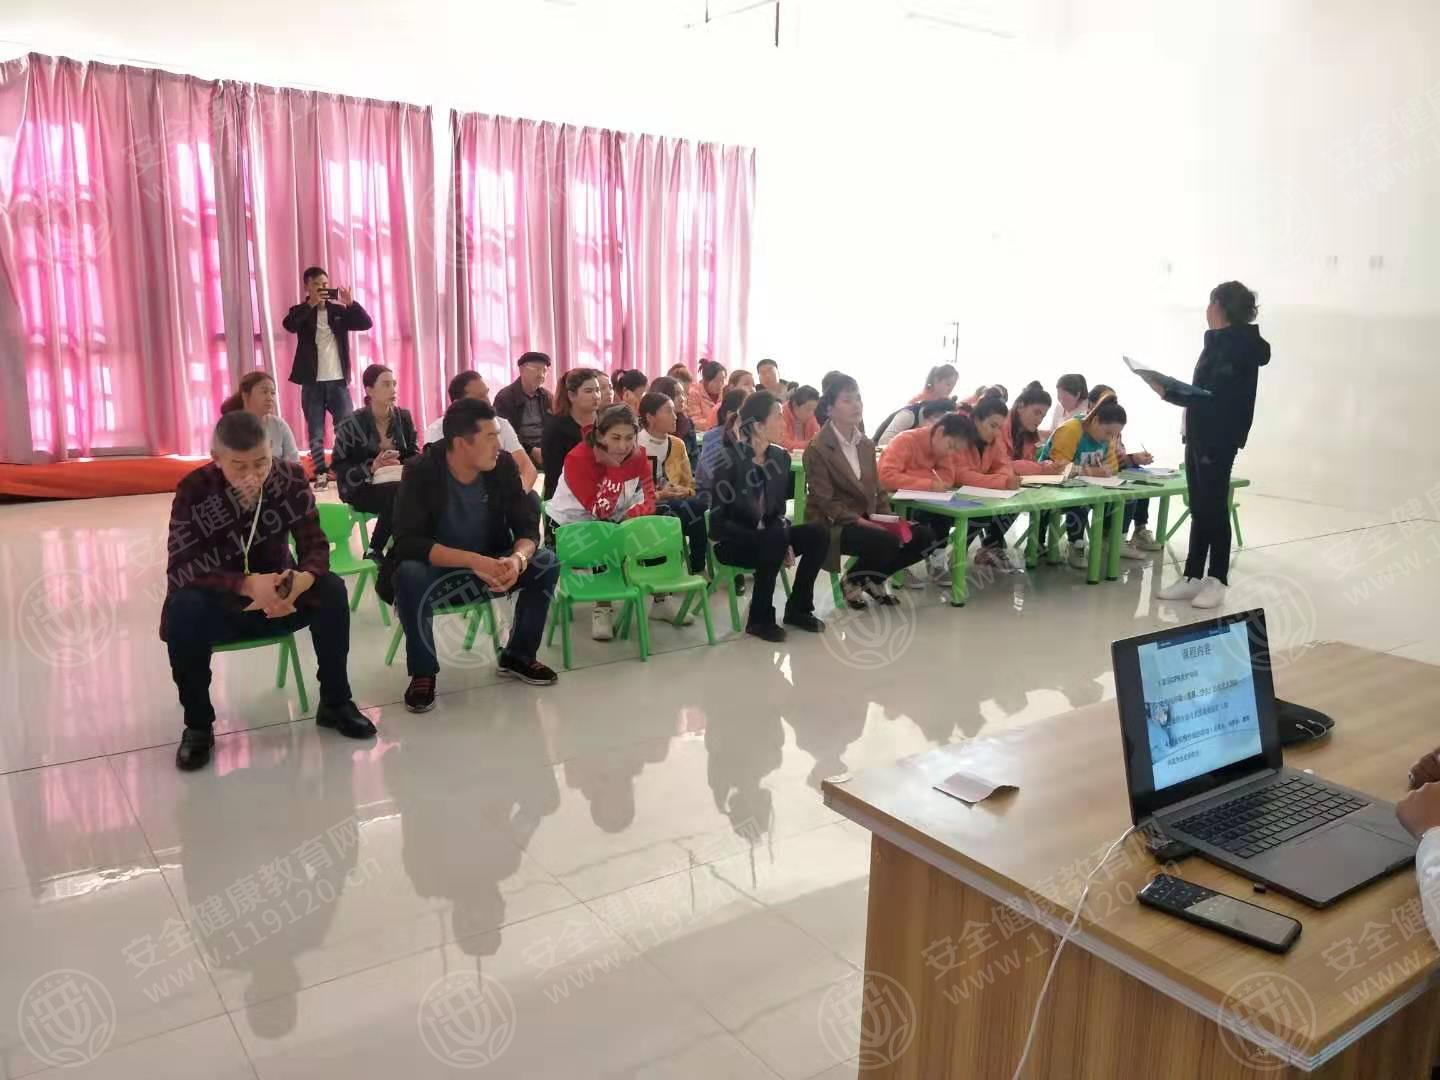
[1101,471,1251,580]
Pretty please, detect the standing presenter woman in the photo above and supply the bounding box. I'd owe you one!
[1151,281,1270,610]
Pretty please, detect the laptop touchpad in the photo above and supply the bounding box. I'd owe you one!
[1265,823,1415,905]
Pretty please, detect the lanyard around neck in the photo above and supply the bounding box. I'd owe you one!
[241,485,265,576]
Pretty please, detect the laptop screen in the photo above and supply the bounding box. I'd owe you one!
[1113,610,1281,823]
[1137,620,1262,791]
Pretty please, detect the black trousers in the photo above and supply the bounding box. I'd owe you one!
[839,521,936,583]
[657,497,710,574]
[715,522,828,627]
[347,482,399,555]
[165,573,352,731]
[910,510,1012,553]
[1184,443,1238,584]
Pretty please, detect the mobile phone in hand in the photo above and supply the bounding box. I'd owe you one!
[275,570,295,600]
[320,287,339,300]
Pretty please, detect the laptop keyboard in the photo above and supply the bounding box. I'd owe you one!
[1174,777,1368,860]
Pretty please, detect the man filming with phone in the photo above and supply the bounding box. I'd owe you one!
[283,265,374,489]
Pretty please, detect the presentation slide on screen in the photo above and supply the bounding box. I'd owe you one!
[1138,622,1261,791]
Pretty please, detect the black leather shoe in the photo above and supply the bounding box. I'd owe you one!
[316,700,377,738]
[175,729,214,771]
[783,612,826,633]
[746,622,787,643]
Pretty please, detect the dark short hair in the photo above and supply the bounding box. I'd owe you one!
[213,410,266,453]
[972,396,1008,424]
[933,413,973,440]
[1057,374,1088,399]
[738,390,779,429]
[1090,400,1127,426]
[918,398,958,420]
[1087,384,1114,407]
[757,358,778,371]
[448,370,482,403]
[648,376,681,401]
[716,387,749,427]
[615,370,649,396]
[442,398,497,447]
[517,351,552,369]
[822,374,859,407]
[302,266,327,284]
[1210,281,1258,325]
[588,404,639,444]
[638,391,674,425]
[789,384,820,408]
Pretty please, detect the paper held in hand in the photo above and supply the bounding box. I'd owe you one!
[1122,355,1214,400]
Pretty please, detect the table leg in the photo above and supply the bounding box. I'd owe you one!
[1086,500,1106,584]
[1045,512,1062,565]
[949,518,968,606]
[855,835,1440,1079]
[1156,495,1171,545]
[792,466,806,524]
[1025,512,1041,570]
[1106,498,1124,581]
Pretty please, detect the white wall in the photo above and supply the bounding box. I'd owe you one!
[7,0,1439,506]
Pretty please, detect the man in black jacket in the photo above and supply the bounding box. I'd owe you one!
[380,399,560,711]
[491,352,553,468]
[282,266,374,489]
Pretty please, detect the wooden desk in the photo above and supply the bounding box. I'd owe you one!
[822,644,1440,1078]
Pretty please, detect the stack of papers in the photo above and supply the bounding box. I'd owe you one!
[1019,474,1066,486]
[956,485,1021,500]
[891,489,956,503]
[1077,475,1126,489]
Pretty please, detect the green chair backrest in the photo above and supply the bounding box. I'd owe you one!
[318,502,354,546]
[617,515,687,586]
[555,521,628,598]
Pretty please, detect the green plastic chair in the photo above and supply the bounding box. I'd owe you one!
[318,503,390,625]
[213,635,309,712]
[350,509,379,550]
[544,521,648,669]
[618,516,716,645]
[383,594,501,667]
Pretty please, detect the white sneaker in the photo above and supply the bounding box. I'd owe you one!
[902,564,929,590]
[1067,542,1089,570]
[927,551,953,586]
[1120,540,1149,561]
[1191,576,1228,610]
[1131,527,1163,551]
[651,595,694,626]
[1156,577,1204,601]
[591,604,614,641]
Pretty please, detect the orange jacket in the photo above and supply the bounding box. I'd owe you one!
[687,383,719,432]
[877,426,962,491]
[780,401,821,451]
[996,420,1058,476]
[952,436,1017,489]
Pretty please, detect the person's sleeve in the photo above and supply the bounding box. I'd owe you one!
[563,445,609,518]
[877,411,912,448]
[278,419,300,463]
[672,439,696,496]
[1012,456,1048,475]
[401,412,420,460]
[506,467,541,545]
[390,464,435,565]
[287,485,331,577]
[1046,423,1080,466]
[877,437,930,492]
[497,418,522,454]
[803,445,856,526]
[688,386,713,432]
[165,483,246,594]
[1418,829,1440,949]
[341,301,373,332]
[281,303,309,334]
[330,415,372,497]
[624,454,656,519]
[956,447,1013,489]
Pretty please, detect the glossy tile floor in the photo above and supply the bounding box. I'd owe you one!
[0,484,1436,1078]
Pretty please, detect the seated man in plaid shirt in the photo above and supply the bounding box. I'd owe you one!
[162,411,375,771]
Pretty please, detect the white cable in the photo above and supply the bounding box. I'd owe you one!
[1010,824,1138,1080]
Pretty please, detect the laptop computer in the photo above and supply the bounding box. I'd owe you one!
[1113,609,1416,908]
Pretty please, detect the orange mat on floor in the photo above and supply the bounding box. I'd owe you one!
[0,457,209,499]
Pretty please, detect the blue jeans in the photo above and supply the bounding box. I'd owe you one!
[1126,498,1150,532]
[393,551,560,675]
[301,380,353,476]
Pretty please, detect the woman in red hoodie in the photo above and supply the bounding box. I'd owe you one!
[548,404,656,640]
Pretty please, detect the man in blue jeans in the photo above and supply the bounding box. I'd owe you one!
[379,398,560,712]
[283,266,373,489]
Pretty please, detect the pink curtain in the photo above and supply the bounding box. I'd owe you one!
[0,54,436,463]
[221,84,437,443]
[0,53,229,461]
[447,112,754,388]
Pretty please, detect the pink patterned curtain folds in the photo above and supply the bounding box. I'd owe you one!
[447,112,754,387]
[0,53,436,462]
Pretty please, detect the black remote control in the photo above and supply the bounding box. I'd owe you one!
[1138,874,1301,953]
